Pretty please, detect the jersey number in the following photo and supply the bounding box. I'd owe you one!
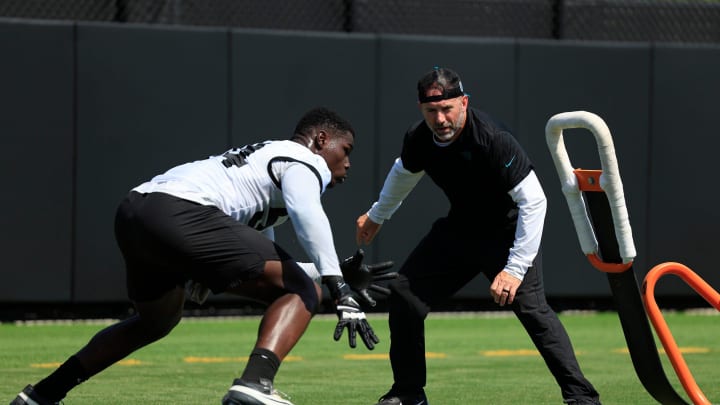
[221,142,268,168]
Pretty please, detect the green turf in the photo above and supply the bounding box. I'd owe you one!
[1,311,718,404]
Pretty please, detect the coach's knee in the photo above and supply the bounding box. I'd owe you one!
[389,275,430,320]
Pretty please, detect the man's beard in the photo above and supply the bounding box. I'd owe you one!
[431,110,465,142]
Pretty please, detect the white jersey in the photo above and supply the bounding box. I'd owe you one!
[133,140,343,277]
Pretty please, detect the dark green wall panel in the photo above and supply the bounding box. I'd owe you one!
[517,41,652,296]
[648,44,720,295]
[230,30,378,264]
[0,20,74,301]
[74,23,230,301]
[2,18,718,304]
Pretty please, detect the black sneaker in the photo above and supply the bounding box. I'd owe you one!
[375,389,429,405]
[563,397,602,405]
[9,385,60,405]
[222,378,293,405]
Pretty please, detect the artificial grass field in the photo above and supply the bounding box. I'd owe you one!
[1,311,718,404]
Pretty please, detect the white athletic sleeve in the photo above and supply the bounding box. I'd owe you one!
[297,262,321,283]
[505,170,547,280]
[261,227,275,241]
[281,163,342,278]
[367,158,424,224]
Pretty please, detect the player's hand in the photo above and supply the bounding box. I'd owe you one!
[334,295,379,350]
[185,280,210,305]
[324,276,380,350]
[340,249,397,307]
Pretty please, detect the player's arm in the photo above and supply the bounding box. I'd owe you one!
[281,163,341,279]
[260,227,275,241]
[281,163,379,350]
[357,158,424,245]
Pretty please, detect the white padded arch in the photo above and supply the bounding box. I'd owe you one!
[545,111,636,264]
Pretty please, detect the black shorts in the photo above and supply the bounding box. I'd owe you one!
[114,191,292,302]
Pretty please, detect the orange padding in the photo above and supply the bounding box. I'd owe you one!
[574,169,603,192]
[642,262,719,405]
[586,253,632,273]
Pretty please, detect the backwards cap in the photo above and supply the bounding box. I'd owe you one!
[417,66,466,103]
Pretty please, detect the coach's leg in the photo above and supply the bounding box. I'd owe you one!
[387,274,431,393]
[511,265,600,402]
[31,286,186,402]
[384,218,469,400]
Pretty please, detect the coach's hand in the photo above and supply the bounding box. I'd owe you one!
[324,276,380,350]
[340,249,397,307]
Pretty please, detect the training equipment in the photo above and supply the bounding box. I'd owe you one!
[340,249,398,306]
[222,378,293,405]
[546,111,688,405]
[9,385,59,405]
[643,262,718,405]
[324,275,379,349]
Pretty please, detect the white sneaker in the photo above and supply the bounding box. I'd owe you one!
[222,378,293,405]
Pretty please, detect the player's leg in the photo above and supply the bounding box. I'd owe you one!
[10,192,190,405]
[222,259,321,405]
[510,263,601,404]
[19,287,186,404]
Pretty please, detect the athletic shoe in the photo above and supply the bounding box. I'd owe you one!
[563,397,602,405]
[222,378,293,405]
[9,385,60,405]
[374,389,429,405]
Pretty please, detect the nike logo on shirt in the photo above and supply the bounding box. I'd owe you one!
[504,155,516,168]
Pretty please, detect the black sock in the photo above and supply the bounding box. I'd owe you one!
[33,355,88,401]
[240,348,280,384]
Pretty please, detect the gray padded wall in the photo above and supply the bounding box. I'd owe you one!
[0,20,75,301]
[229,30,378,265]
[74,23,230,301]
[516,41,652,296]
[373,35,517,299]
[648,44,720,296]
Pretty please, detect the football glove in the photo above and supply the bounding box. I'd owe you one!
[324,276,380,350]
[340,249,397,307]
[185,280,210,305]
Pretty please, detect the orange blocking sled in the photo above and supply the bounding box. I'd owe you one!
[642,263,719,405]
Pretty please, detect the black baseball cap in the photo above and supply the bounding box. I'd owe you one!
[417,66,466,103]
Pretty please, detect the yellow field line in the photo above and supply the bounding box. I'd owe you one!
[28,347,711,368]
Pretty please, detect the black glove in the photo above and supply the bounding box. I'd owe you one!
[185,280,210,305]
[324,276,380,350]
[340,249,398,307]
